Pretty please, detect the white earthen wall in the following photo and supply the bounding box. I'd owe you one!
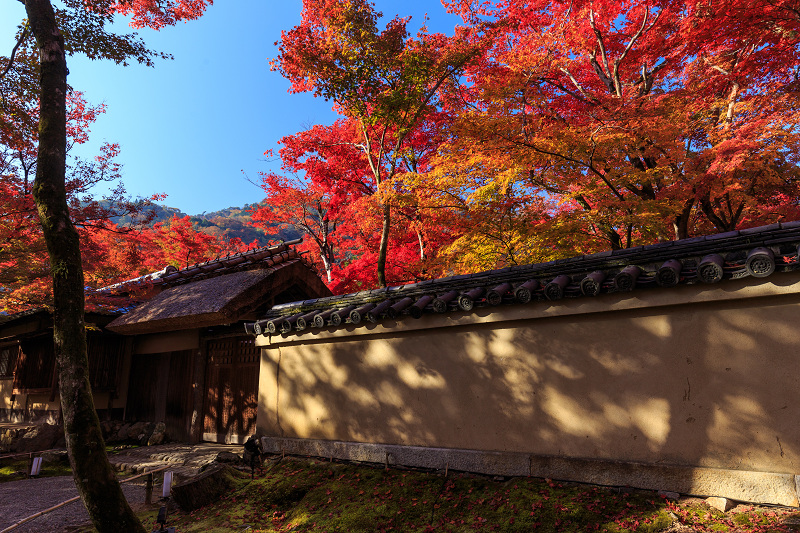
[256,274,800,501]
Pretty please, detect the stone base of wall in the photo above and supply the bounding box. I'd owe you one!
[0,409,60,425]
[260,436,800,508]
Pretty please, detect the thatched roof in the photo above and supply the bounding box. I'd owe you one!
[107,258,330,335]
[97,239,304,295]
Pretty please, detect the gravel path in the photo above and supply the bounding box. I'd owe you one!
[0,476,150,533]
[0,443,241,532]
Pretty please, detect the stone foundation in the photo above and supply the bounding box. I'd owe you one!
[260,436,800,508]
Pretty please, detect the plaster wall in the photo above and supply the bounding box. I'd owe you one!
[256,274,800,503]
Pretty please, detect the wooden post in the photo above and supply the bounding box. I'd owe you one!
[189,343,207,444]
[162,471,173,499]
[145,473,153,505]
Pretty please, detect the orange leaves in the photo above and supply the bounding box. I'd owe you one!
[264,0,800,285]
[252,172,341,283]
[440,0,800,248]
[142,215,245,270]
[272,1,480,287]
[273,0,393,103]
[0,200,244,312]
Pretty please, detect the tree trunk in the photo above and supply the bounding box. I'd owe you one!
[699,193,737,233]
[24,1,145,531]
[673,197,694,240]
[377,203,390,287]
[320,250,333,283]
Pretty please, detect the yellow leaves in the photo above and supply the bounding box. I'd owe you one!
[466,166,523,204]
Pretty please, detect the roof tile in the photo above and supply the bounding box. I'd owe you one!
[248,223,800,337]
[742,223,780,234]
[706,230,740,241]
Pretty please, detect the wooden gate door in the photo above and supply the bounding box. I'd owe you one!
[126,353,167,423]
[127,350,194,441]
[202,336,259,443]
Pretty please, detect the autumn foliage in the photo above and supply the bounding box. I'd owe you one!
[0,0,244,314]
[0,86,246,313]
[6,0,800,301]
[258,0,800,291]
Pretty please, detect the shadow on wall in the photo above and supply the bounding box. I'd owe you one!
[260,292,799,476]
[203,376,259,440]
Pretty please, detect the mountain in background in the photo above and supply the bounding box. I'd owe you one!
[190,203,301,246]
[111,201,301,247]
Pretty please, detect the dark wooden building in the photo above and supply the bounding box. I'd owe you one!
[0,310,130,423]
[105,240,330,443]
[0,239,330,445]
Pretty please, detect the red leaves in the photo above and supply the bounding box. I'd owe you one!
[463,1,798,243]
[271,0,482,288]
[1,198,246,312]
[106,0,211,30]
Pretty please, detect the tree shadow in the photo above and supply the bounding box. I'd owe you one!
[260,288,799,478]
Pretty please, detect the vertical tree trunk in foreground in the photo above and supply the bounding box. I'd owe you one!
[24,1,145,531]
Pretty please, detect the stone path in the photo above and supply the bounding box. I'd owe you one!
[0,443,243,532]
[107,442,243,479]
[0,476,147,532]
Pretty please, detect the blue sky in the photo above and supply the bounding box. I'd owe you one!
[1,1,462,215]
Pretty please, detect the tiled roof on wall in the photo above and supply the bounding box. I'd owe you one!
[244,222,800,338]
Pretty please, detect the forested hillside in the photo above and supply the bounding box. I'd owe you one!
[112,201,302,247]
[190,203,302,246]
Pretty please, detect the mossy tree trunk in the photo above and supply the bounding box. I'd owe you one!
[23,1,145,531]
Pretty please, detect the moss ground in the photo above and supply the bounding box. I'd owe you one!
[0,458,72,482]
[127,457,800,533]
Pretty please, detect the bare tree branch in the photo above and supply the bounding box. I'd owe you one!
[612,8,654,96]
[559,67,593,101]
[588,10,612,81]
[1,25,29,81]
